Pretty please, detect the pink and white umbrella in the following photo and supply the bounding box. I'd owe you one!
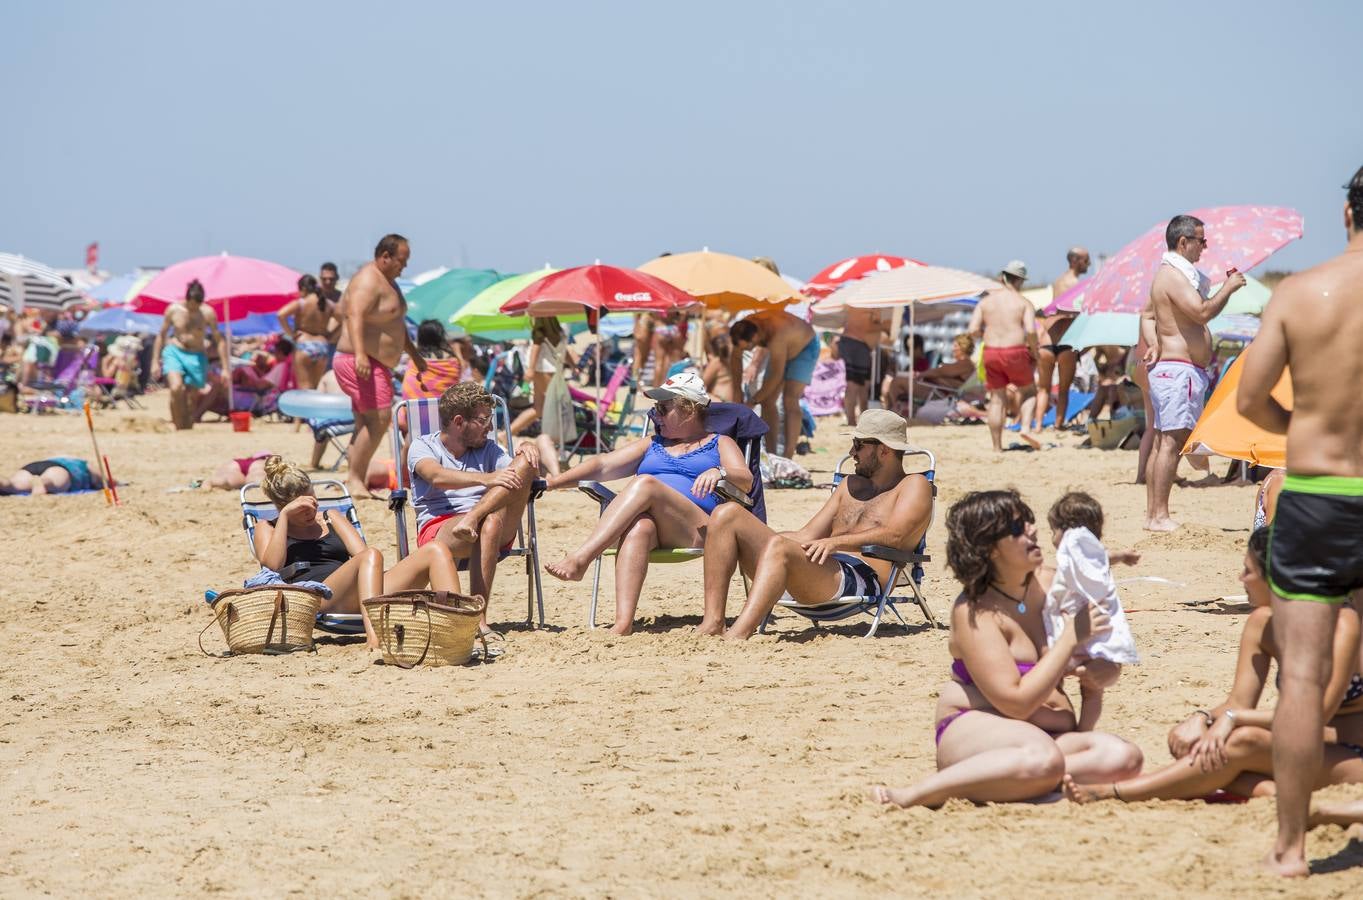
[131,253,302,321]
[1080,206,1303,316]
[803,254,925,298]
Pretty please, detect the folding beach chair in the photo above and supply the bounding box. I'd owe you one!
[308,418,354,471]
[562,363,646,464]
[761,449,938,637]
[576,402,768,628]
[237,478,368,636]
[388,394,546,627]
[25,344,100,413]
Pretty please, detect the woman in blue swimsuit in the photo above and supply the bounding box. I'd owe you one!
[873,489,1142,808]
[545,372,753,635]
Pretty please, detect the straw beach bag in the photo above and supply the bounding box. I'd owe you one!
[363,590,488,668]
[199,586,321,656]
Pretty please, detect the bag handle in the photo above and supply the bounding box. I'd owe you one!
[380,601,433,669]
[198,601,233,657]
[264,590,285,648]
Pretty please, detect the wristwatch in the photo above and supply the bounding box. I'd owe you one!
[715,466,728,481]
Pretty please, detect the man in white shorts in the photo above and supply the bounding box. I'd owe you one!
[1140,214,1245,531]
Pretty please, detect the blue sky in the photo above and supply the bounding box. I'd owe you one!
[5,0,1361,284]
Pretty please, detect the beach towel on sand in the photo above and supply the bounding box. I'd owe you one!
[1042,527,1139,664]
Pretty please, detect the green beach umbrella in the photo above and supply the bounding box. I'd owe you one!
[405,268,505,323]
[450,267,580,339]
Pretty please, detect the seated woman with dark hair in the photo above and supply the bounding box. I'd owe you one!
[873,489,1142,808]
[543,372,753,635]
[1065,527,1363,804]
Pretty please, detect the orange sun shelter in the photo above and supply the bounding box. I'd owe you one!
[1183,351,1292,468]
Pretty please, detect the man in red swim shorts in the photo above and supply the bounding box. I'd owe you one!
[334,234,427,499]
[968,261,1041,452]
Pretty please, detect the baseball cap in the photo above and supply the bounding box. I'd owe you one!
[844,408,912,451]
[1001,260,1028,280]
[643,371,711,406]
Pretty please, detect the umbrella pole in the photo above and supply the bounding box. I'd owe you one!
[224,298,234,413]
[595,323,602,452]
[907,304,916,421]
[868,328,881,411]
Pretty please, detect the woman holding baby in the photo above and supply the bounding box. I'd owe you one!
[874,489,1143,808]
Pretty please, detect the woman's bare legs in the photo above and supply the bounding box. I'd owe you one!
[322,547,384,648]
[610,515,657,635]
[546,475,707,582]
[534,434,562,477]
[383,542,461,594]
[510,371,551,436]
[1052,730,1143,784]
[1065,727,1363,802]
[873,711,1066,808]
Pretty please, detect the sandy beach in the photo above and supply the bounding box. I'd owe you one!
[2,395,1361,898]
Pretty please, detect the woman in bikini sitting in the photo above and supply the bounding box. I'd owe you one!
[1065,527,1363,804]
[277,274,340,390]
[254,456,462,649]
[543,372,752,635]
[873,489,1143,808]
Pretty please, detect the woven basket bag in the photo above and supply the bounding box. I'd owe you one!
[362,590,487,668]
[199,586,321,655]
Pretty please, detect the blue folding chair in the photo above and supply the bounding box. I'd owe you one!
[238,478,367,636]
[577,402,768,628]
[762,448,938,637]
[387,394,546,627]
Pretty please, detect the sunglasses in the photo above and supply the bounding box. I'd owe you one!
[1185,235,1209,246]
[851,437,881,453]
[1001,517,1030,538]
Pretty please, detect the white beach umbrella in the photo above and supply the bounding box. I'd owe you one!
[0,252,85,312]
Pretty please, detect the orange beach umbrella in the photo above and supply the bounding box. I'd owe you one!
[638,249,801,312]
[1182,352,1291,468]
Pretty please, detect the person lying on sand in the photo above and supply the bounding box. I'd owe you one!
[1064,527,1363,805]
[0,458,104,495]
[408,381,539,638]
[207,452,391,492]
[696,410,930,641]
[872,488,1142,808]
[544,372,753,635]
[255,455,461,649]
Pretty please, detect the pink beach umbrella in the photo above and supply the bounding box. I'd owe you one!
[131,253,302,321]
[1079,206,1303,316]
[803,254,925,298]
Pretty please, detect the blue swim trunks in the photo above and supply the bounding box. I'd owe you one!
[161,345,208,389]
[784,336,819,385]
[22,457,95,491]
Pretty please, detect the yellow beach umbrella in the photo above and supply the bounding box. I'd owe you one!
[638,249,801,312]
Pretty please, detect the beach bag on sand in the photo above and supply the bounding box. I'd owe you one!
[199,586,321,656]
[363,590,488,668]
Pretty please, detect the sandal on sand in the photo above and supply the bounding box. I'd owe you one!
[472,628,505,661]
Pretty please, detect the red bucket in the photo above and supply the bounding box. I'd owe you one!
[229,411,252,432]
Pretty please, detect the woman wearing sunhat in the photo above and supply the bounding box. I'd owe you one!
[544,372,752,635]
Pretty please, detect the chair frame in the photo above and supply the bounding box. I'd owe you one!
[238,478,367,635]
[387,394,546,628]
[762,448,939,637]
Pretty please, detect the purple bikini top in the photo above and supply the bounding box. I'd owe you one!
[951,658,1036,686]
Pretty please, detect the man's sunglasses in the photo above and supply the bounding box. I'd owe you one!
[851,438,881,453]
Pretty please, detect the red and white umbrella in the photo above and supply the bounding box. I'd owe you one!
[803,254,925,298]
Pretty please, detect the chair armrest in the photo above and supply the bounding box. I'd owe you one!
[713,479,754,509]
[578,481,616,505]
[530,478,547,501]
[387,488,407,512]
[860,544,929,566]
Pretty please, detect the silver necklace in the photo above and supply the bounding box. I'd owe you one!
[992,581,1029,614]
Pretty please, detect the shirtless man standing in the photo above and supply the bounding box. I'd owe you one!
[728,309,817,456]
[150,278,230,430]
[1238,166,1363,878]
[335,234,427,498]
[839,306,892,426]
[968,261,1040,452]
[1140,215,1245,531]
[697,408,932,640]
[1033,247,1089,431]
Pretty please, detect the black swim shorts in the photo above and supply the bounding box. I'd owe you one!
[838,336,872,384]
[1267,474,1363,604]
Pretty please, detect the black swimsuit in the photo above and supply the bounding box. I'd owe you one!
[283,527,350,583]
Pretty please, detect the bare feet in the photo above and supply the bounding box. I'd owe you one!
[545,555,590,582]
[608,622,633,636]
[1061,774,1114,804]
[870,784,929,808]
[346,479,375,500]
[1185,474,1221,488]
[1261,848,1309,878]
[694,620,724,637]
[451,514,480,543]
[1143,517,1179,533]
[1018,431,1042,450]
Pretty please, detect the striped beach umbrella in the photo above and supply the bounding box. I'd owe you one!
[0,253,85,311]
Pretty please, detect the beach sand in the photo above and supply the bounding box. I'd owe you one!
[2,396,1360,897]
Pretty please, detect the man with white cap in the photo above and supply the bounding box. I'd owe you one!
[968,261,1041,451]
[696,408,932,640]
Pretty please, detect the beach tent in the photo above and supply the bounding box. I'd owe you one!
[78,306,162,335]
[1183,351,1289,468]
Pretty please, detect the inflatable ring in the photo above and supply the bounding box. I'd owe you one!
[277,390,354,422]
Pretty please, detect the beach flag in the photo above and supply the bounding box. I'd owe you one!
[86,242,99,272]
